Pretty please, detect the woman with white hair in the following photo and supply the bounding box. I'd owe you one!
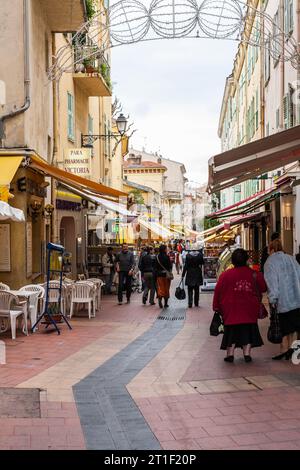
[264,239,300,360]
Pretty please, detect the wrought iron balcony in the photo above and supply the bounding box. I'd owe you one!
[72,46,111,97]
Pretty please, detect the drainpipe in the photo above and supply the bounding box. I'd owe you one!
[0,0,31,146]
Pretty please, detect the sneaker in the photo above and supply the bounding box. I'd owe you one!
[142,298,147,305]
[118,301,123,305]
[244,355,252,363]
[150,302,156,305]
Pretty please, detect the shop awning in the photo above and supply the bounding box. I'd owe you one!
[30,154,126,199]
[0,156,23,186]
[207,187,279,220]
[60,183,137,219]
[0,201,25,222]
[208,125,300,193]
[139,219,173,239]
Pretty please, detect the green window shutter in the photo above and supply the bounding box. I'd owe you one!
[67,92,74,140]
[283,94,290,129]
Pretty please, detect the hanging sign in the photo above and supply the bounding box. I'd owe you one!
[64,149,91,177]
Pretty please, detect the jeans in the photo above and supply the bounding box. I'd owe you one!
[188,285,200,307]
[104,271,114,294]
[142,272,156,304]
[118,271,132,302]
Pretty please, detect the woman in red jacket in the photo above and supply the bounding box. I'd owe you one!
[213,248,267,363]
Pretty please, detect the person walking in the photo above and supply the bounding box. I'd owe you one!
[168,245,176,272]
[213,248,267,363]
[264,239,300,360]
[175,251,182,275]
[154,244,173,309]
[182,248,204,308]
[140,246,156,305]
[115,244,135,305]
[101,247,115,294]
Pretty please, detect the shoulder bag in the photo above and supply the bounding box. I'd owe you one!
[156,255,174,280]
[252,272,268,319]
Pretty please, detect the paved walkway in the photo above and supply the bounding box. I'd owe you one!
[0,277,300,450]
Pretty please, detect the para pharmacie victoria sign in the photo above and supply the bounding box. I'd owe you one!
[64,149,91,177]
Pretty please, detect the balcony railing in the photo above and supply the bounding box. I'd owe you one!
[72,46,112,97]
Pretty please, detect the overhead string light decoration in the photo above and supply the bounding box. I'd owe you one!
[48,0,300,81]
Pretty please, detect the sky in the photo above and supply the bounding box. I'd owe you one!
[111,34,238,186]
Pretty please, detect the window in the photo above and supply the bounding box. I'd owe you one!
[284,0,294,35]
[234,185,241,204]
[273,10,280,63]
[264,34,271,82]
[276,108,280,129]
[67,92,75,141]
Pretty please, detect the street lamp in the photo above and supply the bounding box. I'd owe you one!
[81,113,128,148]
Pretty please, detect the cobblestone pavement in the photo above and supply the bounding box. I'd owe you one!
[0,277,300,450]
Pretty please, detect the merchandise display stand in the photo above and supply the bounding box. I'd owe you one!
[32,242,72,335]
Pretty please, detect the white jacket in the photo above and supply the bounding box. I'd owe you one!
[264,251,300,313]
[102,253,115,275]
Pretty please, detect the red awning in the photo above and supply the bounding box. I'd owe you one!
[208,125,300,193]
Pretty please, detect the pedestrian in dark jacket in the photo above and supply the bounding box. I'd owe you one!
[154,244,173,309]
[140,246,156,305]
[115,244,135,305]
[182,250,204,308]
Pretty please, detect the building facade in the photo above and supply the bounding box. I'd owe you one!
[216,0,300,255]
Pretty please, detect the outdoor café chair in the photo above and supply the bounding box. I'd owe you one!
[0,291,28,340]
[20,285,45,331]
[69,282,95,320]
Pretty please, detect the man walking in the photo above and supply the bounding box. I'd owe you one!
[115,244,135,305]
[101,246,115,294]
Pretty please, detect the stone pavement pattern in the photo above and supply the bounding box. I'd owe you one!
[0,280,300,450]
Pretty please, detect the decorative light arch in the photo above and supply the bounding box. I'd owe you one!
[48,0,300,81]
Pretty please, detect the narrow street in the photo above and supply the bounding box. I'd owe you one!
[0,276,300,451]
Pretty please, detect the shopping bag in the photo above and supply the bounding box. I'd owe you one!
[175,280,186,300]
[267,305,283,344]
[210,312,224,336]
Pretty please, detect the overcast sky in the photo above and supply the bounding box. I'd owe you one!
[111,33,237,185]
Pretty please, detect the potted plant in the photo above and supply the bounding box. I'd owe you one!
[83,58,96,73]
[44,304,62,323]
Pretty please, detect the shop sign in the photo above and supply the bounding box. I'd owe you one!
[56,199,81,212]
[64,149,91,177]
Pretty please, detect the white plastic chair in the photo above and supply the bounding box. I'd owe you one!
[0,291,28,340]
[86,278,105,310]
[0,283,10,291]
[20,285,45,331]
[70,282,95,319]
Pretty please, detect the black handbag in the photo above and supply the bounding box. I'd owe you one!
[267,305,283,344]
[210,312,224,336]
[175,280,186,300]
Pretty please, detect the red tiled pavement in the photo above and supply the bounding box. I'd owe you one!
[1,289,300,450]
[133,293,300,450]
[0,295,158,450]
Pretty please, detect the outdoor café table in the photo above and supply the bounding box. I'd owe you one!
[10,290,39,335]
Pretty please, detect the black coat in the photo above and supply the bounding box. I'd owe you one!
[154,253,172,277]
[182,252,204,287]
